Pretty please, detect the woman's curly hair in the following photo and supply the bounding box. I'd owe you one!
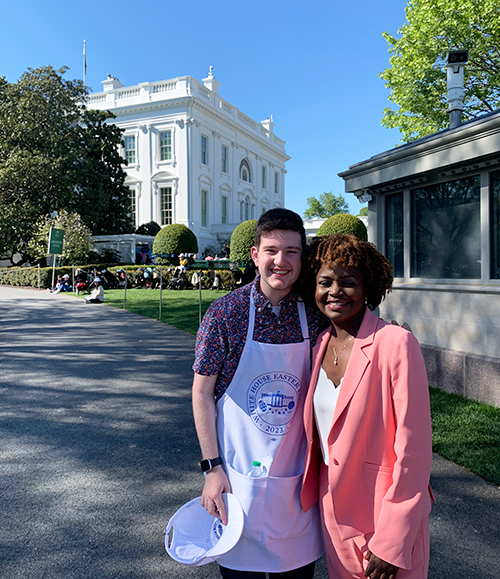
[304,233,393,311]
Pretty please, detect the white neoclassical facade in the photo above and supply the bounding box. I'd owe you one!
[86,70,289,254]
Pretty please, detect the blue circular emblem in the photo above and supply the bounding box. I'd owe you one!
[247,371,301,436]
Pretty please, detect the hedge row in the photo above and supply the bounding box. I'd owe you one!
[0,265,237,290]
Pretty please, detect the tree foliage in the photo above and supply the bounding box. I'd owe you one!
[152,224,198,260]
[230,220,257,263]
[316,214,368,241]
[0,66,133,265]
[303,192,349,219]
[27,210,93,265]
[380,0,500,142]
[135,221,161,236]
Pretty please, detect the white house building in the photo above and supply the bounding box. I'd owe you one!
[86,69,289,254]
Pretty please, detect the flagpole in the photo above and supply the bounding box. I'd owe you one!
[83,39,86,85]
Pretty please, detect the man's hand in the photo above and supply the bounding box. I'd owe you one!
[201,466,232,525]
[364,550,399,579]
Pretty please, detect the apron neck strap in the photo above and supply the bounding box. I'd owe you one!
[248,293,309,341]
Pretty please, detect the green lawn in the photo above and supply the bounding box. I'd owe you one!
[81,287,230,336]
[429,388,500,485]
[82,288,500,486]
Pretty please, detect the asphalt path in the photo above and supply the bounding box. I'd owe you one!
[0,287,499,578]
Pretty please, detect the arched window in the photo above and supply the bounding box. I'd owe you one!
[240,159,252,183]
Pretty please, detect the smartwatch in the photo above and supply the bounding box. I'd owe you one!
[200,457,222,473]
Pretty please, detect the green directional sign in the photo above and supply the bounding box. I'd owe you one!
[48,228,64,254]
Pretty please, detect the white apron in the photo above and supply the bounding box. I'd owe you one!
[216,294,324,572]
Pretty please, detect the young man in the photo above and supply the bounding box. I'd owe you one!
[192,209,325,578]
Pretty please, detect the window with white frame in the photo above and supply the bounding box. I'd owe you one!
[201,189,208,227]
[201,135,208,165]
[160,131,172,161]
[125,136,136,164]
[262,166,266,189]
[274,171,279,194]
[222,196,227,224]
[160,187,173,226]
[128,187,137,226]
[222,145,228,173]
[240,159,252,183]
[244,196,251,221]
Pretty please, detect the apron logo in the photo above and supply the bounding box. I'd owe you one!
[247,372,301,436]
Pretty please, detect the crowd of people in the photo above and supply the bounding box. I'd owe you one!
[191,208,433,579]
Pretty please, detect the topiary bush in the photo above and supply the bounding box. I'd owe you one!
[153,224,198,263]
[230,220,257,263]
[316,213,368,241]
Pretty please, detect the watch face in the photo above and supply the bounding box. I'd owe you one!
[200,459,211,472]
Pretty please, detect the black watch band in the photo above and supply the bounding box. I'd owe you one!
[200,457,222,473]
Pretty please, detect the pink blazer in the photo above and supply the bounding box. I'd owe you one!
[301,308,433,570]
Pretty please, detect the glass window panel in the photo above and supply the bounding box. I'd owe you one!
[491,171,500,279]
[125,136,136,164]
[262,166,266,189]
[160,131,172,161]
[201,136,208,165]
[222,196,227,224]
[274,172,279,194]
[201,190,207,227]
[222,146,227,173]
[411,176,481,278]
[385,193,404,278]
[160,187,172,226]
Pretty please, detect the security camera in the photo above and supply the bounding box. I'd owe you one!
[445,50,469,66]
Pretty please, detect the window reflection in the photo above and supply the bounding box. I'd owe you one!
[492,171,500,279]
[411,176,480,278]
[385,193,404,278]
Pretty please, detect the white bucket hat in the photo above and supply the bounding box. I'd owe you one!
[165,493,244,566]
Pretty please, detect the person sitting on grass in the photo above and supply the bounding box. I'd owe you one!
[85,278,105,304]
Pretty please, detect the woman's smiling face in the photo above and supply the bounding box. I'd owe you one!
[315,263,366,331]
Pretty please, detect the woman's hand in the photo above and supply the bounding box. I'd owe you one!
[200,466,232,525]
[364,550,399,579]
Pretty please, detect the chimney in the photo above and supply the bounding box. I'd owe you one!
[261,115,275,133]
[445,50,468,129]
[202,66,221,94]
[102,75,124,91]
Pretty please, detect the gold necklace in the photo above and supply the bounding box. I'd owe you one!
[332,332,358,365]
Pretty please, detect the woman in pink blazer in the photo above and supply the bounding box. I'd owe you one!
[301,234,433,579]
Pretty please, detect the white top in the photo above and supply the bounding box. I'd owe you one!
[313,367,342,465]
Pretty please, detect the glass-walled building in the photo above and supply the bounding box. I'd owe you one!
[340,110,500,407]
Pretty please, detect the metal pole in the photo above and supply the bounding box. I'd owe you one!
[159,268,163,320]
[72,265,75,294]
[198,270,202,326]
[51,254,56,291]
[124,268,127,310]
[38,264,40,291]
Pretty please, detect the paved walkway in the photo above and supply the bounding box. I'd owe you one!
[0,287,499,578]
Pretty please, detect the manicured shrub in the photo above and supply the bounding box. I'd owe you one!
[153,224,198,263]
[316,213,368,241]
[230,220,257,263]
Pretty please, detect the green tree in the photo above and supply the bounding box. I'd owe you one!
[230,220,257,263]
[358,206,368,217]
[0,66,132,265]
[303,192,349,219]
[27,210,93,265]
[152,224,198,262]
[316,214,368,241]
[380,0,500,142]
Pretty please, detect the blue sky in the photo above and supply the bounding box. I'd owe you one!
[0,0,408,217]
